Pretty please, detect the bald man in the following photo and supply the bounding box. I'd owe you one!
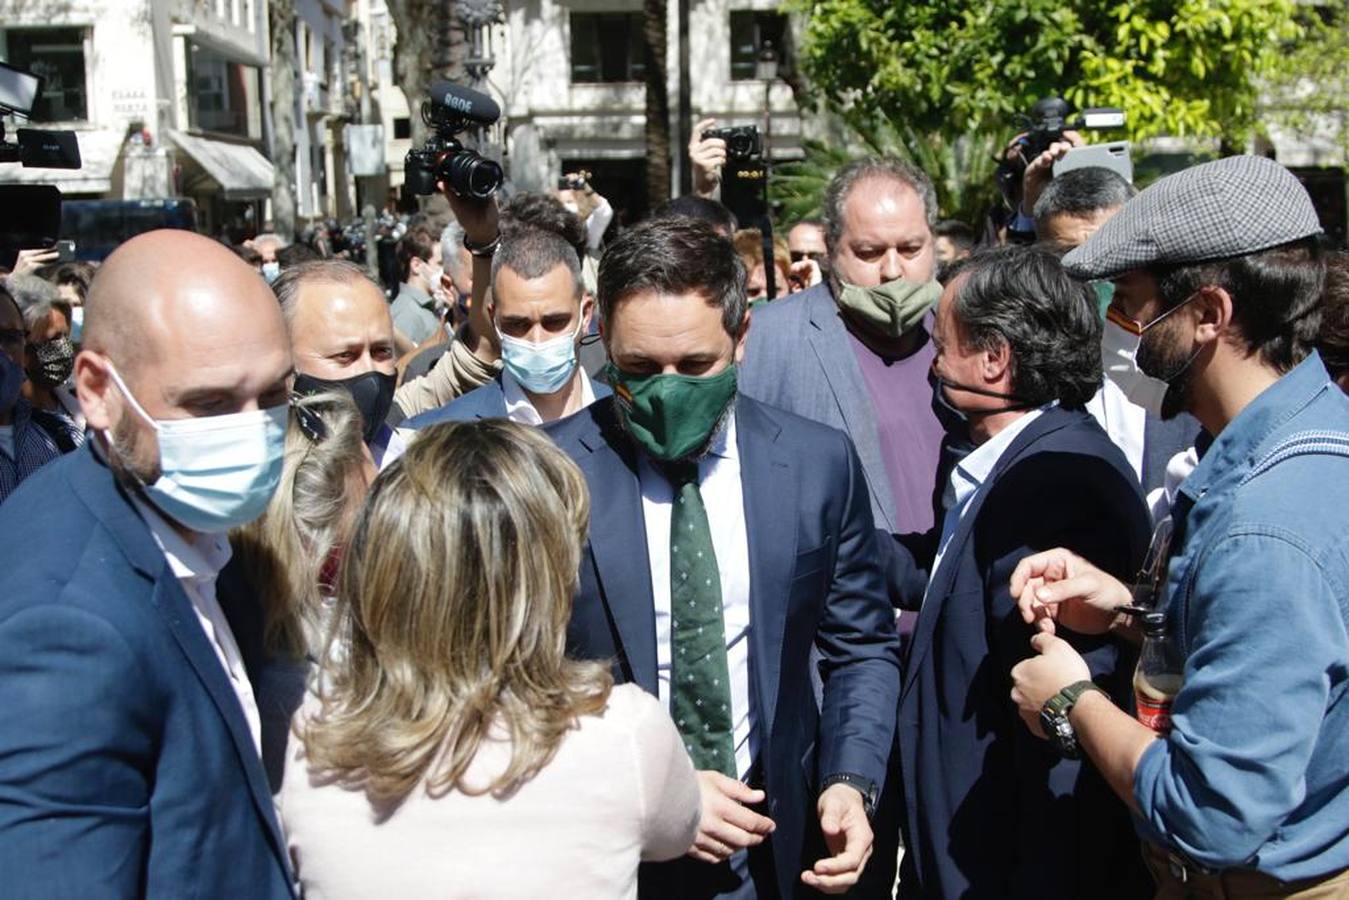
[273,259,404,467]
[0,230,296,897]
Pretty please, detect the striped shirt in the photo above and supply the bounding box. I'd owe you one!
[0,400,62,504]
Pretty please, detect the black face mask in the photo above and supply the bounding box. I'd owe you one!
[929,373,1035,440]
[29,335,75,387]
[294,370,397,444]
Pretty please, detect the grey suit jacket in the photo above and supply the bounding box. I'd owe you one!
[741,283,904,531]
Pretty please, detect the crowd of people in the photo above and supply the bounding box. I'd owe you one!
[1,123,1348,900]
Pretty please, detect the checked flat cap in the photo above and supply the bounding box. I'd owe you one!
[1063,155,1322,280]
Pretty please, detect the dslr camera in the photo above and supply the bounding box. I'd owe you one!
[996,96,1125,202]
[404,82,504,199]
[703,125,761,161]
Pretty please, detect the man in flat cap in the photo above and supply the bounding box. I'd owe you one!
[1003,156,1349,897]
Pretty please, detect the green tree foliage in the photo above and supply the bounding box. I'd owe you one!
[773,121,1001,225]
[1262,1,1349,160]
[791,0,1303,143]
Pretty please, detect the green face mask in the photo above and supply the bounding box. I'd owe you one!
[606,363,738,462]
[835,277,942,338]
[1091,280,1116,320]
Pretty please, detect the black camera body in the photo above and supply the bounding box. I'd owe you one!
[703,125,762,161]
[404,82,504,199]
[1018,97,1125,160]
[996,96,1126,206]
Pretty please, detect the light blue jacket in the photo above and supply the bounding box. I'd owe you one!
[1134,351,1349,880]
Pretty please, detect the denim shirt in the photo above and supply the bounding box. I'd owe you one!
[1133,352,1349,880]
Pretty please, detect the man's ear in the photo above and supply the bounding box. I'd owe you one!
[981,337,1012,387]
[732,311,752,365]
[75,350,115,431]
[1193,284,1233,348]
[579,294,596,333]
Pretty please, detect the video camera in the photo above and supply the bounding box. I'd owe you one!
[1,60,82,254]
[995,96,1125,203]
[404,82,504,199]
[703,125,762,162]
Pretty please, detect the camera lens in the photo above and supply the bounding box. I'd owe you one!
[445,150,504,199]
[729,134,753,158]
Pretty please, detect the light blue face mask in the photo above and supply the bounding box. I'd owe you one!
[498,318,581,395]
[262,261,281,284]
[71,306,85,344]
[106,363,288,533]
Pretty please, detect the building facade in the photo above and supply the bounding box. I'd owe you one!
[360,0,808,220]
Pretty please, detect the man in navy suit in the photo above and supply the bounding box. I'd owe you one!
[408,227,610,428]
[548,218,901,898]
[881,247,1152,898]
[0,231,296,898]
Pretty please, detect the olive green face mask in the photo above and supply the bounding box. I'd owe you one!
[606,363,738,462]
[835,277,943,338]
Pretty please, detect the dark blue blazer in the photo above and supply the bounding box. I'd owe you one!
[884,406,1152,900]
[0,445,295,899]
[545,396,902,898]
[407,373,613,428]
[1142,411,1201,495]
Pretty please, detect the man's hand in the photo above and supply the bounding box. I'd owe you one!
[1021,130,1084,217]
[12,248,60,278]
[1010,547,1132,636]
[802,783,873,894]
[687,770,775,864]
[1010,630,1092,738]
[439,182,499,246]
[690,118,727,198]
[789,258,822,293]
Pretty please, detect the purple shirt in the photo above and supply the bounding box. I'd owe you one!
[846,325,945,534]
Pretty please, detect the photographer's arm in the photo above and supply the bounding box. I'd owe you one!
[441,186,500,364]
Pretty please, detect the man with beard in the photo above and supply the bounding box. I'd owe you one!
[0,230,296,896]
[272,259,401,468]
[547,218,901,898]
[1009,157,1349,895]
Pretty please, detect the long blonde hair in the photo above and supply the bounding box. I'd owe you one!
[230,390,370,658]
[301,419,612,803]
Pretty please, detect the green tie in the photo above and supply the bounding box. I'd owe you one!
[666,460,737,778]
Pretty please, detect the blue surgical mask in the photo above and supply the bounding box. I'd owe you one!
[106,363,288,533]
[71,306,85,344]
[498,319,581,395]
[262,261,281,284]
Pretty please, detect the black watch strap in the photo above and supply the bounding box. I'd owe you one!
[464,233,501,258]
[819,773,879,819]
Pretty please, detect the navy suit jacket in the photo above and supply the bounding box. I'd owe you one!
[1142,411,1201,495]
[0,445,295,899]
[545,396,902,898]
[407,373,613,427]
[884,406,1152,899]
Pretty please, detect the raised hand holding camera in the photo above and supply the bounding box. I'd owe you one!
[404,82,504,199]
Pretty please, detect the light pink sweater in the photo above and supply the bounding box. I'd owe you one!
[278,684,701,899]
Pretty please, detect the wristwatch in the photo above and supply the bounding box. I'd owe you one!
[463,232,501,258]
[1039,680,1104,759]
[819,773,879,820]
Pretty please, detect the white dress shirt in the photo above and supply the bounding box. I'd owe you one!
[131,498,262,756]
[638,414,755,778]
[371,422,407,471]
[501,367,597,426]
[928,407,1050,601]
[1085,380,1146,484]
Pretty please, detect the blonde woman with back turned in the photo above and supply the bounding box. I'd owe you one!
[278,420,701,898]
